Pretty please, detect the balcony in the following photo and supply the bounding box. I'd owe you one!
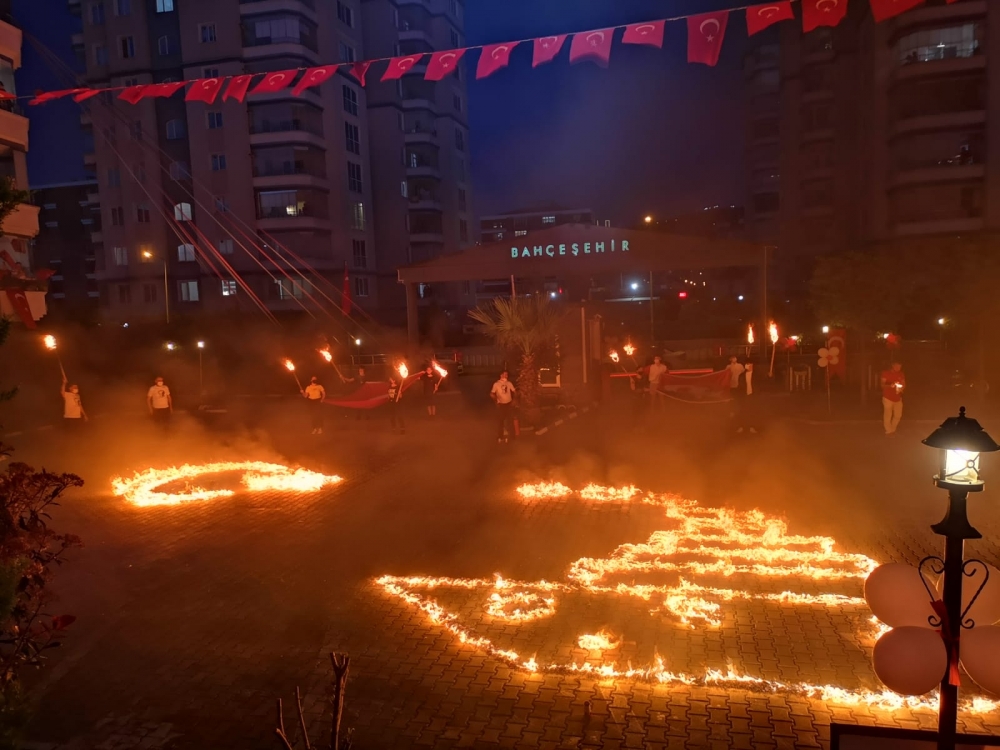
[893,217,983,236]
[257,215,331,232]
[253,171,328,191]
[0,22,22,69]
[889,0,986,33]
[408,195,442,212]
[249,129,325,150]
[409,231,444,244]
[90,231,103,243]
[892,110,985,137]
[1,203,39,239]
[239,0,316,18]
[86,191,99,204]
[892,54,985,84]
[890,162,984,189]
[399,27,433,47]
[404,128,437,146]
[0,107,28,151]
[402,96,436,113]
[406,160,440,180]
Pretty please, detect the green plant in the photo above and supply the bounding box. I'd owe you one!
[0,177,28,241]
[469,296,562,413]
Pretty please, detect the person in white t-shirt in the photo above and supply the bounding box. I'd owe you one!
[490,370,516,443]
[60,376,87,425]
[302,376,326,434]
[147,377,172,425]
[647,355,668,410]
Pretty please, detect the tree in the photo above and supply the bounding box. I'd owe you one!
[0,320,15,407]
[469,296,562,415]
[0,178,29,239]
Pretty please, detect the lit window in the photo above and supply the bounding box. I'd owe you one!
[542,215,556,224]
[514,230,527,237]
[400,181,408,198]
[174,202,192,222]
[179,280,199,301]
[177,243,196,262]
[897,23,982,66]
[221,280,237,296]
[156,0,173,10]
[113,246,128,266]
[276,279,307,299]
[351,202,365,230]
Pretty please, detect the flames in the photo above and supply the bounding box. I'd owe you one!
[578,631,619,650]
[43,334,57,351]
[112,461,342,507]
[516,482,572,500]
[747,324,754,345]
[432,361,449,378]
[769,321,779,344]
[318,349,333,363]
[609,350,620,363]
[283,359,296,372]
[397,363,409,380]
[623,342,636,357]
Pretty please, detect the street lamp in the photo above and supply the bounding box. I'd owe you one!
[143,250,170,324]
[921,408,1000,750]
[938,318,946,326]
[354,338,361,347]
[822,325,830,334]
[644,215,652,225]
[165,341,176,351]
[196,341,205,395]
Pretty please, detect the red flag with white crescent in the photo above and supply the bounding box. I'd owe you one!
[118,84,151,104]
[381,55,424,81]
[476,42,517,79]
[342,263,352,317]
[532,35,567,67]
[869,0,924,21]
[350,61,373,87]
[622,20,665,48]
[746,2,795,35]
[73,89,102,103]
[185,77,224,103]
[29,88,89,105]
[223,75,254,103]
[803,0,849,32]
[4,289,36,329]
[425,49,465,81]
[292,65,339,96]
[569,29,614,67]
[145,81,187,98]
[687,12,729,67]
[249,70,296,96]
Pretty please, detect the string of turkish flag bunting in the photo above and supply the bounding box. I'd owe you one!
[20,0,964,107]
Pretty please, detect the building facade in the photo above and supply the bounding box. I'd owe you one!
[745,0,998,260]
[72,0,470,322]
[480,205,594,244]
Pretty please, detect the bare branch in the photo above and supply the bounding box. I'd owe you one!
[295,686,312,750]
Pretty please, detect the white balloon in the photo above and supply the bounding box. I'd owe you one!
[936,563,1000,629]
[865,563,937,628]
[873,627,947,696]
[961,625,1000,695]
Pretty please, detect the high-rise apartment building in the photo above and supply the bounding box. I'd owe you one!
[71,0,470,322]
[745,0,997,264]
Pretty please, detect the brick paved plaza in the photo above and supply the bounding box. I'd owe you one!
[8,396,1000,749]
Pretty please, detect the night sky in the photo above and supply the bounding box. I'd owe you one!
[13,0,748,222]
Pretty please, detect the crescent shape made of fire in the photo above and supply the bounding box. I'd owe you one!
[700,19,721,38]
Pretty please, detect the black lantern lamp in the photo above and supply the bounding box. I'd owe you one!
[924,406,1000,493]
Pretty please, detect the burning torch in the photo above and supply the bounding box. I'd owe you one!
[746,324,754,358]
[43,335,67,380]
[318,348,346,383]
[768,321,779,378]
[283,359,303,391]
[609,349,626,373]
[396,363,408,402]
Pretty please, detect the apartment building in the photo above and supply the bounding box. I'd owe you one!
[480,205,594,244]
[72,0,469,322]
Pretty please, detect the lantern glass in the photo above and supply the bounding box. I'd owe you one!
[942,449,982,485]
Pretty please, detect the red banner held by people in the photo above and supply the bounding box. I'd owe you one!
[687,12,729,67]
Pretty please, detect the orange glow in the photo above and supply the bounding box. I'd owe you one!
[318,349,333,363]
[398,363,409,380]
[609,350,620,363]
[747,325,754,345]
[578,631,619,651]
[623,342,636,357]
[769,321,779,344]
[283,359,296,372]
[516,482,572,500]
[432,361,449,378]
[43,334,57,351]
[112,461,342,507]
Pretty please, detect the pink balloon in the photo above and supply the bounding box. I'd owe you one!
[961,625,1000,696]
[873,627,947,696]
[936,563,1000,629]
[865,563,937,628]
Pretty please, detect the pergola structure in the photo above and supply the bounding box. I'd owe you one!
[397,224,769,342]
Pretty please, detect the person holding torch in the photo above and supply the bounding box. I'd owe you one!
[60,376,87,426]
[302,376,327,435]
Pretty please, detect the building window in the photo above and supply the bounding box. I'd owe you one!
[461,280,471,295]
[215,196,229,212]
[174,202,192,221]
[129,120,141,141]
[113,0,129,15]
[142,283,157,303]
[400,181,408,198]
[207,111,223,129]
[338,42,356,63]
[200,24,217,43]
[455,128,465,151]
[90,2,105,25]
[453,94,462,112]
[156,0,173,11]
[119,36,135,59]
[124,77,138,87]
[113,246,128,266]
[211,154,227,171]
[110,206,124,226]
[94,45,108,66]
[218,238,234,255]
[458,188,467,212]
[345,122,360,154]
[450,28,461,48]
[177,243,196,262]
[276,279,306,299]
[342,85,358,116]
[136,204,151,223]
[179,280,199,302]
[353,277,369,297]
[165,119,186,140]
[542,215,556,224]
[221,279,237,296]
[169,161,190,180]
[347,162,363,193]
[897,23,982,66]
[43,220,58,229]
[351,202,365,230]
[352,239,367,268]
[134,163,146,183]
[157,35,171,55]
[337,1,353,27]
[203,67,219,79]
[107,167,121,187]
[118,284,131,304]
[459,219,468,242]
[802,102,832,131]
[514,229,527,237]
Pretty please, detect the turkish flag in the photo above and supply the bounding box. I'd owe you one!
[292,65,339,96]
[0,90,14,101]
[687,12,729,67]
[29,88,89,105]
[532,35,567,67]
[622,20,665,48]
[869,0,924,21]
[476,42,517,79]
[569,28,614,68]
[73,89,102,103]
[118,84,151,104]
[425,49,466,81]
[350,61,373,87]
[223,75,253,102]
[746,2,795,35]
[4,289,35,329]
[803,0,849,32]
[185,77,225,103]
[249,69,296,96]
[342,263,352,317]
[381,54,424,81]
[146,81,187,98]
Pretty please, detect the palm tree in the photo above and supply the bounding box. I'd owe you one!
[469,296,562,417]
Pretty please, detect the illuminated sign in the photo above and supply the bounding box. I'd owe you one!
[511,239,630,259]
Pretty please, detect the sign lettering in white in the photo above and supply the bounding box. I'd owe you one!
[510,239,630,259]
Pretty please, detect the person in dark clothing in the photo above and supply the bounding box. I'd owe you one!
[387,377,405,434]
[343,366,369,420]
[419,364,443,417]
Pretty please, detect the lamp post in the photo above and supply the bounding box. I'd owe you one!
[143,250,169,324]
[921,408,1000,750]
[196,340,205,395]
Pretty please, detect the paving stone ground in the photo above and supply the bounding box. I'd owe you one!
[7,394,1000,749]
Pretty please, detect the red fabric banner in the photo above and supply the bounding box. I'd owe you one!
[249,70,296,96]
[476,42,517,79]
[29,88,89,105]
[73,90,102,103]
[185,77,225,103]
[688,12,729,67]
[425,49,466,81]
[118,85,150,104]
[532,35,567,67]
[655,370,733,403]
[622,20,665,48]
[350,61,373,87]
[223,75,253,103]
[569,29,614,67]
[292,65,339,96]
[803,0,849,32]
[146,81,187,98]
[746,2,795,36]
[323,377,420,410]
[381,55,424,81]
[869,0,924,21]
[4,289,35,329]
[342,263,352,317]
